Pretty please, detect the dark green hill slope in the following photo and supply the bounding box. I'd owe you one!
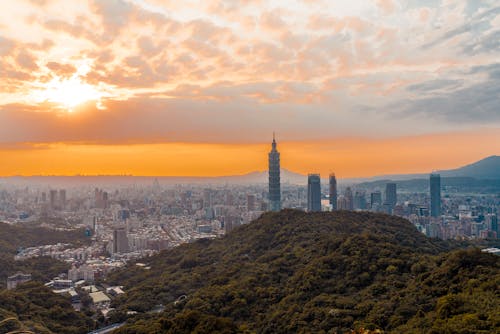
[0,222,91,288]
[0,223,96,333]
[0,282,94,334]
[104,210,499,333]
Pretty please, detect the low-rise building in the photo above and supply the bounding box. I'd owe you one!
[7,272,31,290]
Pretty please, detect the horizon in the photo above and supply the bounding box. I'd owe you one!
[0,154,497,180]
[1,1,499,176]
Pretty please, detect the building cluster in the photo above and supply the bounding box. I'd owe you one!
[267,137,498,240]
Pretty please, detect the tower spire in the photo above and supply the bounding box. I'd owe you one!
[268,132,281,212]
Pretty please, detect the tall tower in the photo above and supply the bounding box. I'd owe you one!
[384,183,397,214]
[329,173,337,210]
[307,174,321,212]
[268,133,281,211]
[49,190,57,210]
[430,173,441,217]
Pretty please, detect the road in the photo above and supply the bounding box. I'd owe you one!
[87,323,124,334]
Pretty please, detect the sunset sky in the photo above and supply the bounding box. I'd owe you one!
[0,0,499,177]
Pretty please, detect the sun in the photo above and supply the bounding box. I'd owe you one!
[31,63,105,111]
[42,76,102,110]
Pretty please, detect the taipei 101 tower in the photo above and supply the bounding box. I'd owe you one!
[268,133,281,211]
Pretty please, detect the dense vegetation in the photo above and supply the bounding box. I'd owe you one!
[0,281,94,334]
[105,210,499,333]
[0,222,90,287]
[0,222,95,333]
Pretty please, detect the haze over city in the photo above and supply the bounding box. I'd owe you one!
[1,0,499,177]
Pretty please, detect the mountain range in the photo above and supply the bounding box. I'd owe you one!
[0,155,498,186]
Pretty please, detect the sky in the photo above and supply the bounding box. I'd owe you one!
[0,0,499,177]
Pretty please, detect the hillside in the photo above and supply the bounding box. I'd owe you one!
[0,223,96,333]
[103,210,499,333]
[0,282,94,334]
[347,155,500,184]
[0,222,91,287]
[438,155,500,179]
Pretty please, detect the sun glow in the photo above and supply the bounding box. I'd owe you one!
[31,63,105,111]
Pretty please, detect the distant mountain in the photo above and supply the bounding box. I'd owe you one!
[437,155,500,179]
[1,156,497,186]
[106,210,499,334]
[347,155,500,183]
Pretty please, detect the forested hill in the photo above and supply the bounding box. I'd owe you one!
[0,222,90,287]
[105,210,499,333]
[0,223,96,333]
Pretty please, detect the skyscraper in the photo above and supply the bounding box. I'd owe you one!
[268,134,281,211]
[112,227,129,254]
[329,173,337,210]
[385,183,397,213]
[370,191,382,209]
[430,173,441,217]
[59,189,66,210]
[307,174,321,212]
[344,187,354,210]
[49,190,57,210]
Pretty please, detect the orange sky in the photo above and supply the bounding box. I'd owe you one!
[1,129,498,177]
[1,1,499,177]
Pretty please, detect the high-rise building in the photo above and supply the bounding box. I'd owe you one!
[337,196,349,210]
[430,173,441,217]
[329,173,337,210]
[247,194,256,211]
[344,187,353,210]
[112,227,129,254]
[268,134,281,212]
[385,183,397,208]
[370,191,382,209]
[307,174,321,212]
[102,191,109,209]
[203,189,212,208]
[485,214,498,238]
[353,191,367,210]
[49,190,57,210]
[59,189,66,210]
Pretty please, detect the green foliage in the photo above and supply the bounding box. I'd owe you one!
[0,222,90,287]
[106,210,498,333]
[0,222,95,333]
[114,310,239,334]
[0,281,95,333]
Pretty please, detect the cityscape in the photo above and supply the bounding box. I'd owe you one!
[0,0,499,333]
[2,136,499,283]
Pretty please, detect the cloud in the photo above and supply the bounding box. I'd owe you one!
[0,0,498,146]
[46,62,77,77]
[422,5,500,49]
[377,0,396,15]
[398,63,500,122]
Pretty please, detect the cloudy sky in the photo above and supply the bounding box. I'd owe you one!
[0,0,499,177]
